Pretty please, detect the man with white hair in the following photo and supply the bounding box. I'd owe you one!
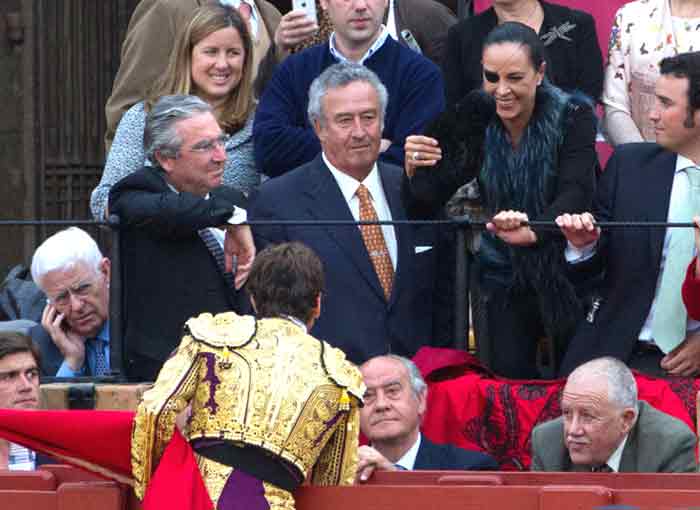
[30,227,111,377]
[531,356,697,472]
[357,355,497,481]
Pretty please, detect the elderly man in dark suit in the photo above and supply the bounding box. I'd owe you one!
[109,94,255,382]
[250,63,443,364]
[357,355,497,480]
[531,357,696,472]
[557,51,700,377]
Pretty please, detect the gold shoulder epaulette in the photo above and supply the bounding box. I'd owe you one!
[185,311,256,348]
[321,341,365,403]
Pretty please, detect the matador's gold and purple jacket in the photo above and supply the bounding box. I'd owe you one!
[131,312,365,509]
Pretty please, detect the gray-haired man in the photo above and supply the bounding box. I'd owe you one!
[531,356,697,472]
[109,94,255,382]
[250,63,442,365]
[357,355,497,481]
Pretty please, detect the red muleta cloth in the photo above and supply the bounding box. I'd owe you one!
[0,409,213,510]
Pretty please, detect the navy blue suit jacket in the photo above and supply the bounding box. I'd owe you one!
[414,436,498,470]
[249,155,439,364]
[560,144,678,375]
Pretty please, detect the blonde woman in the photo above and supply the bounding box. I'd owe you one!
[91,4,258,219]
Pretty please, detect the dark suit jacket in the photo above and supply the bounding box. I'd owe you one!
[560,144,678,375]
[30,324,63,377]
[249,155,441,364]
[109,166,247,378]
[414,436,498,471]
[530,401,697,472]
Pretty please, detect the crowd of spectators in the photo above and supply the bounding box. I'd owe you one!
[2,0,700,498]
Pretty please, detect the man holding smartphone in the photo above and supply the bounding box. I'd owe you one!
[29,228,111,377]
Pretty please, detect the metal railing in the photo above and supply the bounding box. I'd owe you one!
[1,216,478,382]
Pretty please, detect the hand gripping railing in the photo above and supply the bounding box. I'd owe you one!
[1,216,695,382]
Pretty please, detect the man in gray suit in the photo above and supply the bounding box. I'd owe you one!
[531,357,696,472]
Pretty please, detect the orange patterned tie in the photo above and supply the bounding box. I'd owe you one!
[356,184,394,300]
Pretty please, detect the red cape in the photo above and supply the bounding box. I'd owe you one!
[0,409,212,510]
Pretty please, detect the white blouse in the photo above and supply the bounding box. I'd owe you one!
[602,0,700,145]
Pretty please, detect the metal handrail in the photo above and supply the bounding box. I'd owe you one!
[2,216,482,381]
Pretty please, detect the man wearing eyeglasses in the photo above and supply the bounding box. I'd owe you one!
[30,227,112,378]
[108,94,255,382]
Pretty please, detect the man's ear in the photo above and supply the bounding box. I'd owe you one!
[620,407,636,435]
[416,388,427,419]
[99,258,111,284]
[155,150,175,173]
[312,293,321,320]
[312,117,324,141]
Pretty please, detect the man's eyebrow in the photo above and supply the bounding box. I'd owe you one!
[0,366,38,375]
[365,379,402,390]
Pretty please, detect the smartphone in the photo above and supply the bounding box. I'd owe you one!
[292,0,318,25]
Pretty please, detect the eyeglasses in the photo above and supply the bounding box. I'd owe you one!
[46,279,98,308]
[188,134,230,153]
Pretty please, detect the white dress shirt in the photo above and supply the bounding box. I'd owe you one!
[323,153,397,269]
[604,434,628,473]
[164,184,246,248]
[566,154,700,342]
[8,443,35,471]
[386,0,398,40]
[329,25,390,65]
[395,433,422,470]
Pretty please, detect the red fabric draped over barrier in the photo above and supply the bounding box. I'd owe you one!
[0,409,213,510]
[414,347,699,470]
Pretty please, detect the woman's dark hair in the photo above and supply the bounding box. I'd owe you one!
[0,332,41,371]
[483,21,546,71]
[659,51,700,127]
[245,242,324,324]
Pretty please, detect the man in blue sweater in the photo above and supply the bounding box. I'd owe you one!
[253,0,445,177]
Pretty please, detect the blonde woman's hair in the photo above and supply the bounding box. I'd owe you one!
[145,3,254,132]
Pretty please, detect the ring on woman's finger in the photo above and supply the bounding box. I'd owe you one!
[412,151,420,161]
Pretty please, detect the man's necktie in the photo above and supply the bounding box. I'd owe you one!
[90,338,109,376]
[590,464,613,473]
[652,166,700,353]
[356,184,394,300]
[199,228,236,292]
